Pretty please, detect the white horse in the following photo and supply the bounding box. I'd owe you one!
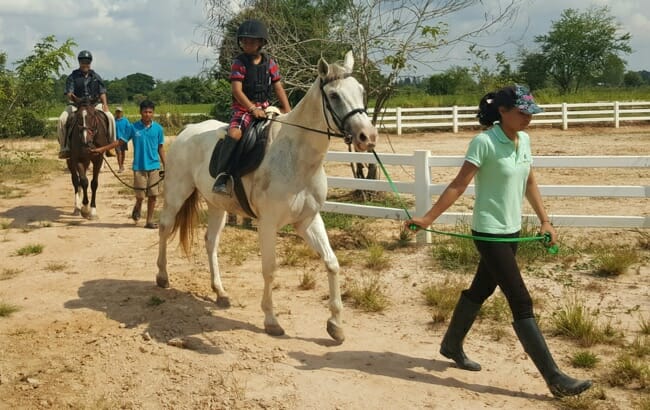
[156,51,378,342]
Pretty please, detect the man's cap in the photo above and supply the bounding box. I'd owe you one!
[115,106,123,112]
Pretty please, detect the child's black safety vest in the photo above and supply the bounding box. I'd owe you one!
[237,53,272,104]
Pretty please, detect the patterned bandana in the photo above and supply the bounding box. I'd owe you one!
[514,84,543,114]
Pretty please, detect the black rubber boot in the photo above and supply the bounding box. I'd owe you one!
[212,136,239,194]
[513,318,592,397]
[440,293,482,371]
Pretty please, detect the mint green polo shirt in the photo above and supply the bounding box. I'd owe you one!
[465,124,532,234]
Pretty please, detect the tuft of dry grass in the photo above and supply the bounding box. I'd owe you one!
[422,275,466,324]
[298,271,317,290]
[592,246,639,276]
[1,268,22,280]
[550,294,612,347]
[364,243,390,271]
[343,273,389,312]
[0,300,20,317]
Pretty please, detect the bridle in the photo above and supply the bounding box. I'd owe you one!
[319,74,367,144]
[265,74,368,144]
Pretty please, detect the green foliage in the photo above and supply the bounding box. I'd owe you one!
[0,35,75,137]
[535,7,632,93]
[15,244,44,256]
[550,295,612,347]
[571,350,600,368]
[344,273,389,312]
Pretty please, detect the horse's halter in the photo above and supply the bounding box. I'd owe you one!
[319,75,367,144]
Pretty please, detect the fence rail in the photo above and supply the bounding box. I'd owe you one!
[47,101,650,134]
[368,101,650,134]
[322,151,649,243]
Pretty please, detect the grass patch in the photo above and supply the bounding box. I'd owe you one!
[15,243,44,256]
[282,242,318,267]
[604,354,650,390]
[550,295,607,347]
[557,386,607,410]
[147,296,165,307]
[0,301,20,317]
[1,268,22,280]
[45,262,68,272]
[298,271,316,290]
[640,315,650,335]
[422,275,466,324]
[592,246,639,276]
[364,243,390,271]
[571,350,599,368]
[479,293,511,323]
[629,336,650,358]
[343,273,389,312]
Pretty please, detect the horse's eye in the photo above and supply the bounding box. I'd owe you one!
[329,92,340,101]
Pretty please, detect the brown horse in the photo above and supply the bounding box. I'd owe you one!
[65,101,110,219]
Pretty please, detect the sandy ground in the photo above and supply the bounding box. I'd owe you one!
[0,125,648,409]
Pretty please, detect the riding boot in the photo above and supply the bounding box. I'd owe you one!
[513,318,592,397]
[440,293,482,371]
[212,136,239,194]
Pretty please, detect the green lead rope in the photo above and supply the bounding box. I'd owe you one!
[370,150,559,254]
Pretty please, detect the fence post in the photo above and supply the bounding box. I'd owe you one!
[614,101,620,128]
[396,107,402,135]
[452,105,459,133]
[562,103,568,130]
[414,150,432,244]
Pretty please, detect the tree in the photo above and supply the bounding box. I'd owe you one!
[427,66,475,95]
[125,73,155,96]
[596,54,625,87]
[535,7,631,93]
[517,52,549,91]
[0,35,75,137]
[623,71,644,87]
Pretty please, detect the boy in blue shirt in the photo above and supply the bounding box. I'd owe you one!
[94,100,165,229]
[114,106,130,172]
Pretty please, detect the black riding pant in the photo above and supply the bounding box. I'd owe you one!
[462,230,534,321]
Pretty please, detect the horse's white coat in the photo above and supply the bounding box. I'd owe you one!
[156,52,377,341]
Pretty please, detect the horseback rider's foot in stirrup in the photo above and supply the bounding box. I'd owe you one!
[212,174,232,195]
[58,148,70,159]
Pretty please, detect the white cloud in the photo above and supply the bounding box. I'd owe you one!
[0,0,648,83]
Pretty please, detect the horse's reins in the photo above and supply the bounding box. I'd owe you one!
[369,150,558,252]
[100,153,164,192]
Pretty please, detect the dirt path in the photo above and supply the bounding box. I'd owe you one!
[0,127,648,409]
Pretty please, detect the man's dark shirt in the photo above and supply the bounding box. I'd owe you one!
[64,69,107,102]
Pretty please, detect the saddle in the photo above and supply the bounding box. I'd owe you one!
[209,118,271,219]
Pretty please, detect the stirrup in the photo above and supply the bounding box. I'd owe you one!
[212,173,233,195]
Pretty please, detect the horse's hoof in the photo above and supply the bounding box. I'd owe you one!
[264,324,285,337]
[156,276,169,288]
[327,319,345,343]
[215,296,231,308]
[72,209,80,216]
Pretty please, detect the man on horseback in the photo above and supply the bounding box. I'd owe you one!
[212,19,291,194]
[57,50,116,159]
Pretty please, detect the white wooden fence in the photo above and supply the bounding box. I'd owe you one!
[322,151,650,243]
[370,101,650,134]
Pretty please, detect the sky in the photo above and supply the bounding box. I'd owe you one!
[0,0,648,82]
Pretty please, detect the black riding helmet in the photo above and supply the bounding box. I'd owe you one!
[78,50,93,62]
[237,19,268,49]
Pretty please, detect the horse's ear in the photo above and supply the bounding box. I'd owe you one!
[317,56,330,78]
[343,51,354,72]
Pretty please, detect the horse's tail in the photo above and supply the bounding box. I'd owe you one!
[171,188,201,257]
